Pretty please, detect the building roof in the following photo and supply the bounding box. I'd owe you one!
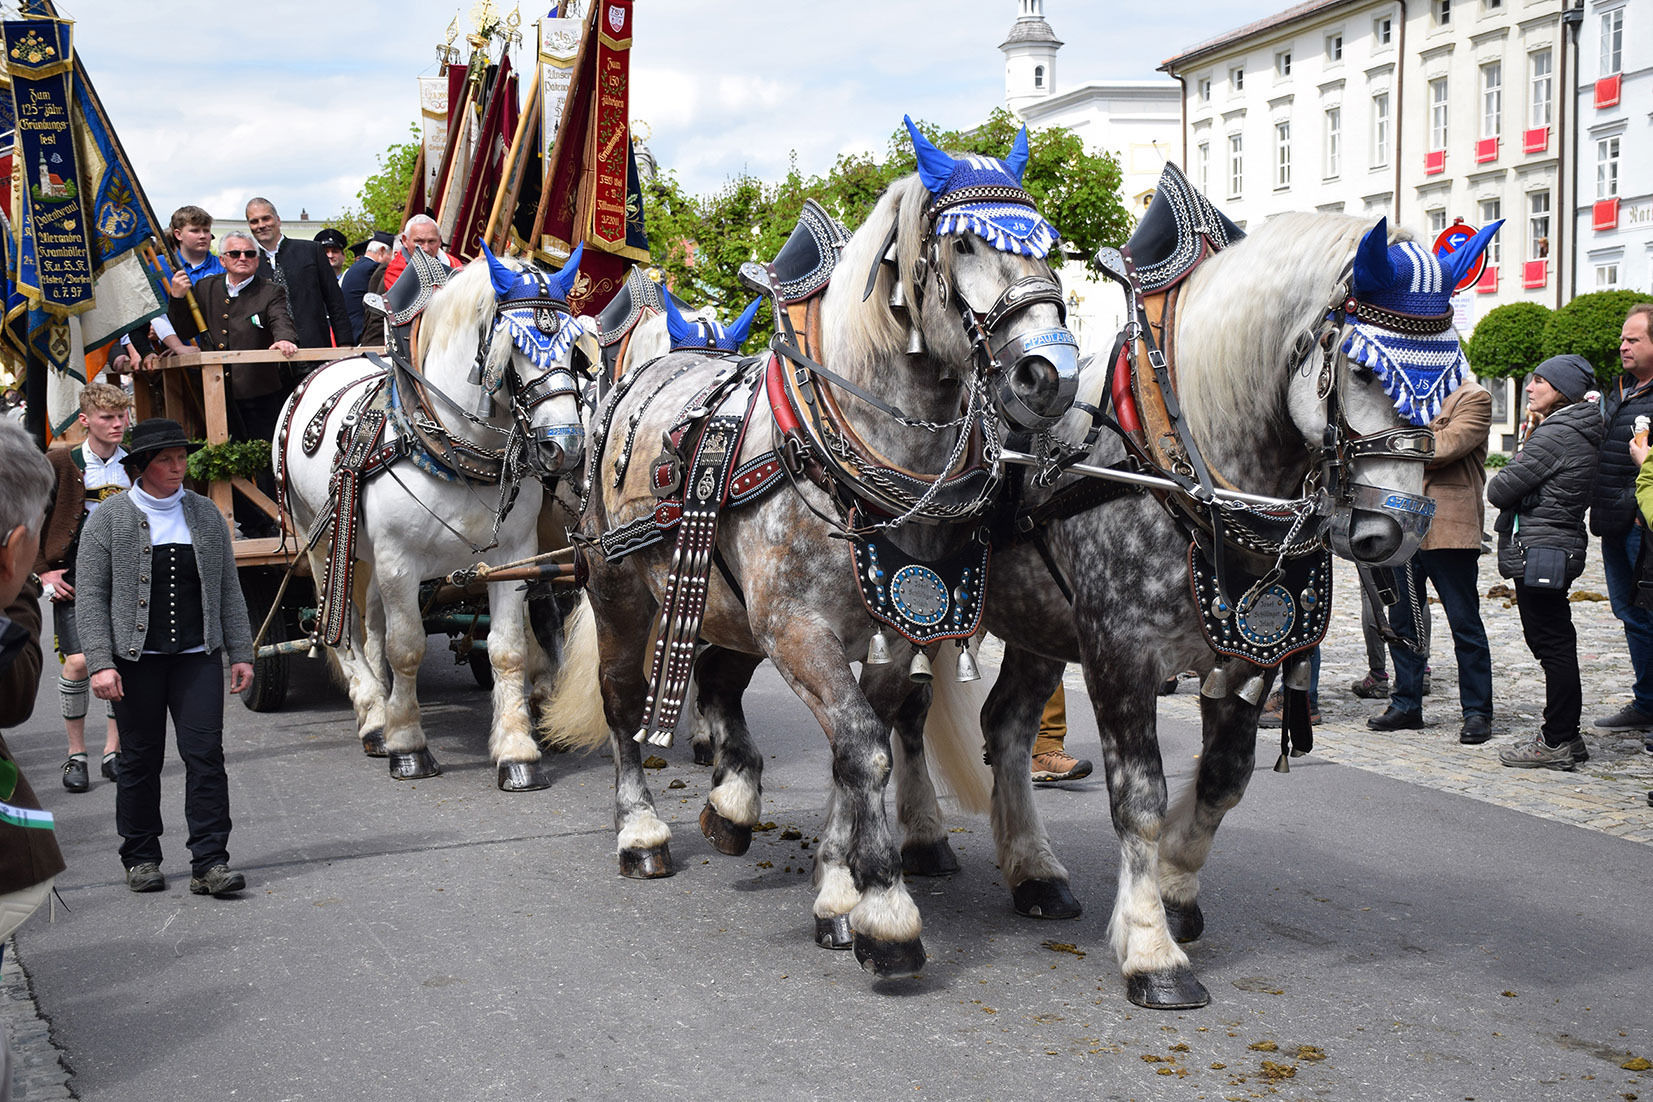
[999,15,1063,50]
[1159,0,1353,72]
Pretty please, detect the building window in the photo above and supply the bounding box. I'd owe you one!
[1275,121,1292,188]
[1374,16,1393,45]
[1529,50,1552,128]
[1479,199,1502,264]
[1480,62,1502,139]
[1428,209,1449,236]
[1434,0,1452,26]
[1033,65,1045,89]
[1324,107,1341,177]
[1597,136,1620,200]
[1228,133,1244,198]
[1596,263,1620,290]
[1429,78,1450,150]
[1231,66,1245,92]
[1197,141,1211,193]
[1600,9,1623,76]
[1199,76,1212,102]
[1326,33,1344,62]
[1276,50,1292,77]
[1528,191,1550,260]
[1372,92,1391,167]
[1485,0,1502,10]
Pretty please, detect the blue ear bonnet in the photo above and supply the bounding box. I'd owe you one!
[664,287,762,352]
[1339,218,1502,425]
[903,115,1059,260]
[477,241,593,386]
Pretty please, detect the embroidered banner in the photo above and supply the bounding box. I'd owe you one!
[585,1,632,251]
[417,75,449,210]
[538,17,581,165]
[5,18,92,313]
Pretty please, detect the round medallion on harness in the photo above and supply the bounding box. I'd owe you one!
[890,565,950,627]
[1236,585,1295,646]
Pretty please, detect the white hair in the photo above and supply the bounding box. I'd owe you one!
[0,420,53,538]
[220,231,257,252]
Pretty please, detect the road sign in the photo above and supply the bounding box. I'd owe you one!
[1433,222,1486,293]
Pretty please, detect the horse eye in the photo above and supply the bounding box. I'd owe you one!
[953,237,972,255]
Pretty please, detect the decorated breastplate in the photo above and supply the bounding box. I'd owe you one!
[1188,543,1330,668]
[850,534,988,646]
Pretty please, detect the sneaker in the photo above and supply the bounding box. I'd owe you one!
[125,863,165,893]
[1563,736,1590,764]
[1031,751,1093,783]
[1593,704,1653,731]
[1498,735,1577,771]
[1351,671,1390,699]
[189,865,247,897]
[61,757,89,793]
[100,753,118,782]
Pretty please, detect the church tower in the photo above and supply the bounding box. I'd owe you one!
[1000,0,1062,114]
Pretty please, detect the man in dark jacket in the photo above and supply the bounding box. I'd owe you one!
[1588,303,1653,731]
[245,198,352,348]
[341,233,391,343]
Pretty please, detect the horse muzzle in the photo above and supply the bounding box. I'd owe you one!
[991,327,1079,431]
[1327,483,1435,567]
[530,423,585,477]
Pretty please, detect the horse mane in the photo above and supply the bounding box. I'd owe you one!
[821,173,930,371]
[1176,211,1413,445]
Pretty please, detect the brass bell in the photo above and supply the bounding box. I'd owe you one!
[1283,654,1313,692]
[908,649,932,684]
[955,642,980,683]
[1273,752,1291,774]
[906,327,926,356]
[888,280,908,310]
[1235,668,1267,706]
[1200,663,1230,699]
[866,629,892,666]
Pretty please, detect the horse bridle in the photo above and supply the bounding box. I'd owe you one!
[472,271,589,481]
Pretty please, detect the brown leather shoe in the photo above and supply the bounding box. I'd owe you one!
[1031,751,1093,783]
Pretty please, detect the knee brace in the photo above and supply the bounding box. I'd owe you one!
[59,675,89,720]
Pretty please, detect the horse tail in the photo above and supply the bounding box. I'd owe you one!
[539,596,610,751]
[923,646,993,817]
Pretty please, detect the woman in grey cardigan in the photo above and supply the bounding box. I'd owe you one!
[1487,356,1604,770]
[76,419,254,896]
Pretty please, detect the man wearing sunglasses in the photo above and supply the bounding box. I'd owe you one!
[165,232,298,447]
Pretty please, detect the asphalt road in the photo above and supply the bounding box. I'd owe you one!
[7,634,1651,1101]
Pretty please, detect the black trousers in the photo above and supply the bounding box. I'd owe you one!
[1513,579,1582,746]
[111,651,232,874]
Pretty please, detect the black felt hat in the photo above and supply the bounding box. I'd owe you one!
[314,227,349,251]
[121,418,203,472]
[348,229,395,254]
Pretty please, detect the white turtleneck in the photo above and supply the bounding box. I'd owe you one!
[129,481,193,546]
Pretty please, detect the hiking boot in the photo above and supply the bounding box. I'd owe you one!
[1498,735,1577,771]
[125,863,165,893]
[1367,706,1424,731]
[1594,704,1653,731]
[1562,736,1590,764]
[61,757,89,793]
[188,865,246,898]
[1350,671,1390,699]
[1031,751,1093,783]
[100,753,118,782]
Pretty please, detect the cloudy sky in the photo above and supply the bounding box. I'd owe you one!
[44,0,1285,224]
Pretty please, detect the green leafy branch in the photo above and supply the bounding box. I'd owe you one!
[187,439,271,483]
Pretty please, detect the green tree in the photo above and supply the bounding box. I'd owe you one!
[1539,289,1650,384]
[641,110,1132,347]
[1465,301,1552,381]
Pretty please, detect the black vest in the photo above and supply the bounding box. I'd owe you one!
[143,545,205,654]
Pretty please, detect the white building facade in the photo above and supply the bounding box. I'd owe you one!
[1575,0,1652,297]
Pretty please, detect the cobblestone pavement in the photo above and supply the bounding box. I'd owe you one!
[1033,548,1653,847]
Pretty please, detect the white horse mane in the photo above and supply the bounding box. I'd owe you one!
[1177,212,1413,445]
[821,174,930,372]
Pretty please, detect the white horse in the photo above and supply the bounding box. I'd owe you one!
[279,248,592,791]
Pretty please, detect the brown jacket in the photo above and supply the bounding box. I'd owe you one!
[0,584,67,897]
[1420,381,1492,551]
[168,273,298,397]
[36,443,85,575]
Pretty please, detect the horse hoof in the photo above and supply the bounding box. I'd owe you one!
[360,728,387,757]
[900,838,960,877]
[698,803,752,856]
[814,914,853,950]
[497,760,552,792]
[1012,878,1082,919]
[618,844,674,879]
[1125,967,1211,1010]
[388,749,441,779]
[1164,900,1205,943]
[853,933,926,977]
[691,740,714,767]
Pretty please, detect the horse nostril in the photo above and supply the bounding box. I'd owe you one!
[1011,356,1061,413]
[1348,511,1403,564]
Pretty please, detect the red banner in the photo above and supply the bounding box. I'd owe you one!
[586,1,631,249]
[451,57,516,261]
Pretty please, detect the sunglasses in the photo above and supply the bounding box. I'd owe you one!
[222,249,260,259]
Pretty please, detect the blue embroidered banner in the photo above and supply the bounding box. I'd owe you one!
[4,18,93,313]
